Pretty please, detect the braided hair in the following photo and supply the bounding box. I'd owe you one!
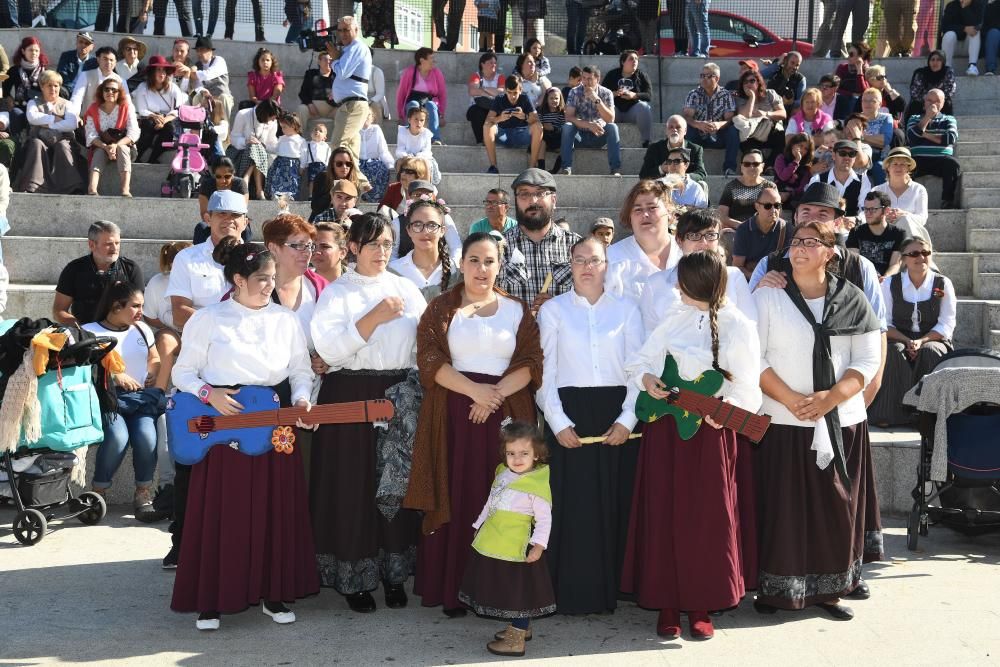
[407,198,452,289]
[676,251,733,382]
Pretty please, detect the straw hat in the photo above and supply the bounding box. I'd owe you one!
[884,146,917,172]
[118,36,148,61]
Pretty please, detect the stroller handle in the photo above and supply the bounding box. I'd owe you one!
[163,142,210,149]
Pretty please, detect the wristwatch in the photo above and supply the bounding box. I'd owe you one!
[197,384,212,404]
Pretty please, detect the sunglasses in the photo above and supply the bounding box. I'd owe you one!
[903,250,932,258]
[756,202,781,210]
[333,161,353,168]
[836,151,857,158]
[873,75,886,81]
[699,73,717,79]
[400,168,418,176]
[742,161,763,167]
[664,158,688,165]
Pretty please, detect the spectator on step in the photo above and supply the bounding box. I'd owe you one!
[764,51,806,112]
[733,69,787,165]
[591,217,615,246]
[883,0,920,56]
[466,50,505,145]
[297,50,335,123]
[196,157,250,229]
[514,51,551,107]
[835,42,872,101]
[682,62,738,176]
[906,50,956,118]
[469,187,517,235]
[396,46,447,144]
[859,65,907,148]
[84,77,140,198]
[116,36,147,93]
[484,75,545,174]
[983,0,1000,74]
[847,190,905,279]
[774,132,814,206]
[3,36,48,136]
[53,220,144,326]
[228,100,280,199]
[71,46,123,118]
[940,0,986,76]
[857,88,895,184]
[169,39,193,95]
[311,147,365,222]
[359,104,394,203]
[536,87,566,173]
[310,221,348,284]
[602,50,653,148]
[561,65,620,176]
[818,74,854,122]
[247,48,285,107]
[808,139,872,220]
[134,55,186,164]
[191,36,234,127]
[718,149,775,231]
[725,59,759,92]
[56,31,96,97]
[871,146,930,241]
[378,155,427,216]
[843,112,874,174]
[660,146,708,209]
[639,114,707,183]
[785,87,833,148]
[906,88,961,209]
[396,105,441,184]
[732,182,787,280]
[19,71,83,196]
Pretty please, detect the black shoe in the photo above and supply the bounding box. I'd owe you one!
[384,583,408,609]
[846,581,870,600]
[753,599,778,615]
[443,607,467,618]
[941,199,957,209]
[152,483,174,513]
[162,545,179,570]
[345,591,376,613]
[816,602,854,621]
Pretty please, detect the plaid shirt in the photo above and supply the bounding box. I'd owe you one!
[499,223,582,303]
[566,84,615,126]
[683,85,736,123]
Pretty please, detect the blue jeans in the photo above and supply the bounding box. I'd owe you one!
[498,125,532,147]
[566,0,587,54]
[986,28,1000,72]
[192,0,220,35]
[687,124,738,172]
[560,122,622,171]
[685,0,710,56]
[93,412,158,488]
[406,99,441,142]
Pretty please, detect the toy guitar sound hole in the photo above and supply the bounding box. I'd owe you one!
[194,416,216,433]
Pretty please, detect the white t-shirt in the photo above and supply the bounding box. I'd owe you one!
[83,321,154,384]
[144,272,175,330]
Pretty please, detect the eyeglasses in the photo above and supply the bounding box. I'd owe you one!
[756,202,781,210]
[903,250,932,258]
[836,151,857,158]
[407,221,442,233]
[284,242,316,253]
[742,161,763,168]
[400,168,418,176]
[363,241,394,252]
[873,75,886,81]
[862,206,883,214]
[664,158,688,165]
[699,73,717,79]
[571,257,606,267]
[790,237,831,248]
[103,88,120,94]
[683,231,721,242]
[515,189,553,202]
[333,161,353,169]
[313,243,338,253]
[482,199,507,207]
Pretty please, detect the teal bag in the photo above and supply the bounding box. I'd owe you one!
[24,364,105,451]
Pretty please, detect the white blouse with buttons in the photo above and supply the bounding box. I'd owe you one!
[605,234,683,301]
[447,295,523,377]
[310,268,427,371]
[536,289,644,434]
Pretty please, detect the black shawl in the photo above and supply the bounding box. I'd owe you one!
[782,272,881,485]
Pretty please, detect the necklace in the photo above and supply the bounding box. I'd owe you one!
[100,319,129,332]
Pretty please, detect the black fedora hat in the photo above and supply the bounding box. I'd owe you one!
[799,182,846,217]
[195,35,215,50]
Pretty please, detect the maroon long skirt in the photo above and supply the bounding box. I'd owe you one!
[755,422,877,610]
[414,372,511,609]
[171,445,320,614]
[620,415,743,612]
[735,434,758,590]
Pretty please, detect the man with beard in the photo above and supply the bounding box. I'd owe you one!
[499,168,580,306]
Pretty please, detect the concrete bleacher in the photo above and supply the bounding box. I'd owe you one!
[0,27,997,508]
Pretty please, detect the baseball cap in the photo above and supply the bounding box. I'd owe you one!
[207,189,248,214]
[331,179,359,198]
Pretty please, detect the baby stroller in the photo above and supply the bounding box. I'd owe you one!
[902,348,1000,551]
[160,105,210,199]
[582,0,643,55]
[0,318,116,545]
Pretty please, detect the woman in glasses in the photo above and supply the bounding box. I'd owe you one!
[605,180,681,301]
[84,78,140,197]
[752,220,882,622]
[310,213,427,613]
[869,237,955,426]
[536,236,643,615]
[389,200,461,300]
[717,148,775,233]
[405,231,542,618]
[309,146,366,223]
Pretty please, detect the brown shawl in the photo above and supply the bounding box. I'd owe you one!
[402,283,543,535]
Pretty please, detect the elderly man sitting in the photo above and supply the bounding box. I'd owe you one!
[560,65,621,176]
[682,62,739,176]
[906,88,961,209]
[639,114,707,182]
[660,147,708,208]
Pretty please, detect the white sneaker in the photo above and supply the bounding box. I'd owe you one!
[262,603,296,624]
[985,71,996,76]
[196,616,220,631]
[967,63,979,76]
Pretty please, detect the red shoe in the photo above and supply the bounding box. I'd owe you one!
[689,611,714,640]
[656,608,681,638]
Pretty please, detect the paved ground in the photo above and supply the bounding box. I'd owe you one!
[1,508,998,666]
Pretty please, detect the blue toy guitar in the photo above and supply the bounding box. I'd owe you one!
[635,355,771,442]
[166,385,394,465]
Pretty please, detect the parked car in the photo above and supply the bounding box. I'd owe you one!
[658,9,814,58]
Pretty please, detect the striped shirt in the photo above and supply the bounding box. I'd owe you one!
[538,109,566,129]
[499,222,581,303]
[906,113,957,157]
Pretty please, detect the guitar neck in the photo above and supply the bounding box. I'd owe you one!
[190,402,371,432]
[674,389,770,442]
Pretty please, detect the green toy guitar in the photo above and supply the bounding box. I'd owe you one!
[635,355,771,442]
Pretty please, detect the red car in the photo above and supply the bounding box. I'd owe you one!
[658,9,814,58]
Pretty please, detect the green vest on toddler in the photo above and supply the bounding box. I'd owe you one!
[471,464,551,563]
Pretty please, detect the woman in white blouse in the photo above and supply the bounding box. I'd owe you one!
[403,231,542,617]
[605,179,682,301]
[537,236,643,615]
[133,56,187,164]
[622,250,761,641]
[309,213,427,613]
[869,237,955,426]
[226,99,279,199]
[389,200,460,301]
[869,147,930,243]
[83,77,139,197]
[170,238,320,631]
[753,220,883,621]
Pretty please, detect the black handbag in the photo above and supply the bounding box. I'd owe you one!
[404,66,433,107]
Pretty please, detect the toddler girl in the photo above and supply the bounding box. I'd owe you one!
[266,112,305,199]
[359,104,394,203]
[525,39,551,78]
[459,420,555,658]
[395,106,441,185]
[247,48,285,106]
[302,123,332,194]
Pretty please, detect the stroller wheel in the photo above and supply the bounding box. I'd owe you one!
[907,502,920,551]
[13,508,47,546]
[77,491,107,526]
[176,177,194,200]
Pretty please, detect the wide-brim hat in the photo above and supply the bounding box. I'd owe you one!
[118,36,148,61]
[799,182,846,217]
[145,54,176,73]
[884,146,917,171]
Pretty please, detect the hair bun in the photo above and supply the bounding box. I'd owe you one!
[211,235,241,266]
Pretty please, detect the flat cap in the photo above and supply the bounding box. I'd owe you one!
[510,167,556,191]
